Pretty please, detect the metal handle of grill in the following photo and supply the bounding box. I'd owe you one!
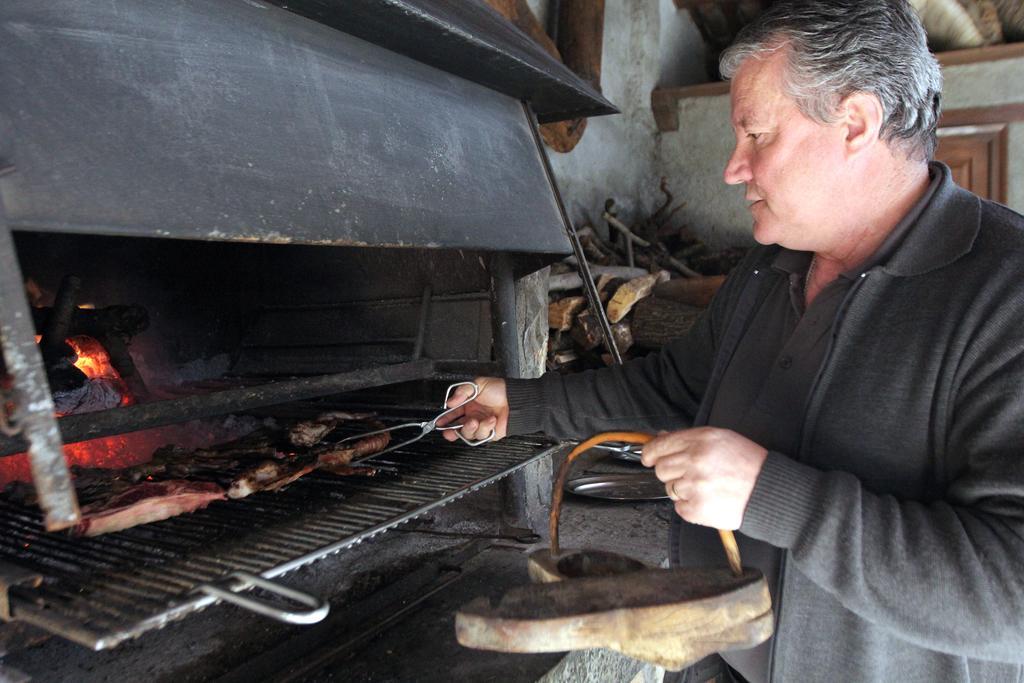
[195,571,329,625]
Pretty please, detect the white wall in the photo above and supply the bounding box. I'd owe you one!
[525,0,706,228]
[656,55,1024,247]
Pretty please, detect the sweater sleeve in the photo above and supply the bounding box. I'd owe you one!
[503,250,762,439]
[740,333,1024,662]
[504,329,709,438]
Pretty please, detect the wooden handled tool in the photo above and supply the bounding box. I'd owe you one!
[552,431,743,576]
[457,431,771,670]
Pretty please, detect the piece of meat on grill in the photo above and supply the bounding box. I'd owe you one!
[227,457,317,499]
[314,431,392,469]
[319,464,379,477]
[72,480,225,537]
[288,411,375,448]
[229,430,392,498]
[152,442,279,479]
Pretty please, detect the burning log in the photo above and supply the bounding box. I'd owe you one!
[32,301,151,401]
[49,336,133,416]
[38,275,82,364]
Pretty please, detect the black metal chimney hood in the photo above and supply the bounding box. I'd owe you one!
[265,0,618,124]
[0,0,616,254]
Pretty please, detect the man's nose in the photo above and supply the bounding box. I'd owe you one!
[723,146,751,185]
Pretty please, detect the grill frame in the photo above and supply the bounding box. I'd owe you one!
[1,432,562,650]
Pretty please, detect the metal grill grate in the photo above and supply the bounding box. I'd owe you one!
[0,432,560,650]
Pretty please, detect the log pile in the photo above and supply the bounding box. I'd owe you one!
[547,180,747,373]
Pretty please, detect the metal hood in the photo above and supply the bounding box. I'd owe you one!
[0,0,610,254]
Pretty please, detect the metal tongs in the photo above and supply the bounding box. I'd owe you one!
[591,442,643,462]
[335,381,496,459]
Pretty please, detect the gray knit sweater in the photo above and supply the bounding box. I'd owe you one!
[507,168,1024,681]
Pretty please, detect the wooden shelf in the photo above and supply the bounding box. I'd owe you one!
[936,41,1024,67]
[652,42,1024,133]
[651,81,729,132]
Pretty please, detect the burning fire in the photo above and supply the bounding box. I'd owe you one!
[1,333,265,491]
[64,335,133,407]
[1,335,139,487]
[0,432,169,488]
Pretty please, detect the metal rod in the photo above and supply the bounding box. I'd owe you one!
[412,286,432,360]
[521,101,622,365]
[255,292,487,313]
[0,194,81,529]
[0,359,435,456]
[490,253,521,377]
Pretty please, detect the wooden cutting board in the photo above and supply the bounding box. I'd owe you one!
[456,566,773,671]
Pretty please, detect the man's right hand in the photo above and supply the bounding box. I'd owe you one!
[438,377,509,443]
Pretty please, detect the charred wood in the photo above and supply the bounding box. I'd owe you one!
[38,275,81,364]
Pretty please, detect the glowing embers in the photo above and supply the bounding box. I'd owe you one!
[0,433,155,489]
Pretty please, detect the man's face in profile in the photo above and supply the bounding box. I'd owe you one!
[723,50,847,253]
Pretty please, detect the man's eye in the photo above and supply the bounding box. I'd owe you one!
[747,132,763,141]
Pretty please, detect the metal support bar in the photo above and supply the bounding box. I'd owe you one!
[490,254,521,378]
[0,560,42,621]
[521,101,622,365]
[0,359,436,457]
[0,193,81,530]
[412,286,432,360]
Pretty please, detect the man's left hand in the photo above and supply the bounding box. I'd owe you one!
[641,427,768,530]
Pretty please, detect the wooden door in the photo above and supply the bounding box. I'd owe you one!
[935,124,1008,202]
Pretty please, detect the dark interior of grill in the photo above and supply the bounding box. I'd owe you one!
[0,229,566,654]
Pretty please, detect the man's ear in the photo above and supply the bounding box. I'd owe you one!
[838,92,884,157]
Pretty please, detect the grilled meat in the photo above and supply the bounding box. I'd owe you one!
[72,480,225,537]
[287,411,374,448]
[226,457,317,499]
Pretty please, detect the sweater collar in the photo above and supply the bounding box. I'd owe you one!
[878,161,980,277]
[759,162,980,279]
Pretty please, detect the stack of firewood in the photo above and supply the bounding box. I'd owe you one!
[547,180,747,373]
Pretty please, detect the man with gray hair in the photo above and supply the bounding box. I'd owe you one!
[442,1,1024,680]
